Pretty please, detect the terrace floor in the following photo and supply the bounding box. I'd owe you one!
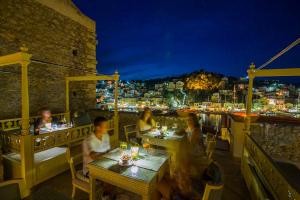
[28,140,250,200]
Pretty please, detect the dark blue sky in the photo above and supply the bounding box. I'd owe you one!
[73,0,300,80]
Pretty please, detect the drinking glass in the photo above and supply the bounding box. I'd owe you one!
[142,138,151,154]
[172,123,178,130]
[162,126,167,132]
[120,141,128,155]
[131,146,139,160]
[156,122,160,130]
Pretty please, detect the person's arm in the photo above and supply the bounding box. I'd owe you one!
[89,151,106,160]
[83,138,104,160]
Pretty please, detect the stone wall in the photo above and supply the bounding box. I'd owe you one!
[0,0,97,119]
[251,124,300,163]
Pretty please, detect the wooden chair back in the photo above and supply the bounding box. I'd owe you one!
[202,161,224,200]
[206,139,217,161]
[202,184,224,200]
[124,124,137,142]
[66,147,76,180]
[66,145,89,198]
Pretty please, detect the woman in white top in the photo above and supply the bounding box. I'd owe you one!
[137,107,156,135]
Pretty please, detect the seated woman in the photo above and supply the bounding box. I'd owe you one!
[34,108,52,135]
[185,113,205,157]
[137,107,156,135]
[158,143,203,200]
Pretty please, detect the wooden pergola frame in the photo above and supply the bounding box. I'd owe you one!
[0,47,32,195]
[0,48,120,196]
[65,72,120,144]
[245,63,300,131]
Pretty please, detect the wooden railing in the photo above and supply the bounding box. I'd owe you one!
[0,113,68,132]
[0,118,22,132]
[2,118,114,153]
[32,124,94,153]
[244,133,300,200]
[2,132,21,152]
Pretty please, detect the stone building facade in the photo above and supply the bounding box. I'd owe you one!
[0,0,97,119]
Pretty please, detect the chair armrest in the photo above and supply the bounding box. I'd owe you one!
[0,179,26,199]
[202,182,224,200]
[205,182,224,190]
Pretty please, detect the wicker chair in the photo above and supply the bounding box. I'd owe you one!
[124,124,138,142]
[202,161,224,200]
[66,147,90,199]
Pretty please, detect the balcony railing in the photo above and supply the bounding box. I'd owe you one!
[244,133,300,200]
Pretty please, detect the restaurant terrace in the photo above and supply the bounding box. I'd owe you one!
[0,1,300,200]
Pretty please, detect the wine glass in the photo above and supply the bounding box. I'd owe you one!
[156,122,161,130]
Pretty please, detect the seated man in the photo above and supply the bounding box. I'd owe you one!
[82,116,111,177]
[34,108,52,135]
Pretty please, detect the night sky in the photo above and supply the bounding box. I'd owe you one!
[73,0,300,80]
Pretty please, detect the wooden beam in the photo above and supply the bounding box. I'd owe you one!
[65,75,119,81]
[250,68,300,77]
[65,80,70,123]
[0,51,32,67]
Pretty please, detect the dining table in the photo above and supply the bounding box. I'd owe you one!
[87,147,169,200]
[139,129,185,175]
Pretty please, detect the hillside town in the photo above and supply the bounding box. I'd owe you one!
[96,71,300,117]
[0,1,300,200]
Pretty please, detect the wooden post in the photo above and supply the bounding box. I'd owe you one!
[65,79,70,123]
[113,71,119,146]
[245,63,255,133]
[19,47,33,196]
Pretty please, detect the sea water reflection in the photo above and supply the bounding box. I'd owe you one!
[199,113,223,132]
